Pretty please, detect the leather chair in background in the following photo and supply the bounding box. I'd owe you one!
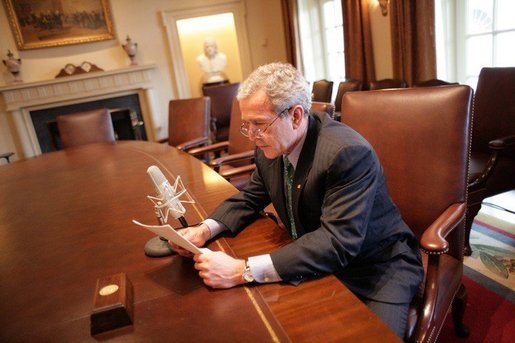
[311,101,335,119]
[56,108,116,149]
[189,98,256,190]
[158,97,211,153]
[465,67,515,255]
[414,79,459,87]
[342,85,473,342]
[202,82,240,143]
[311,79,334,103]
[368,78,407,90]
[333,79,363,121]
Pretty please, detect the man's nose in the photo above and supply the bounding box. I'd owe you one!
[247,132,257,142]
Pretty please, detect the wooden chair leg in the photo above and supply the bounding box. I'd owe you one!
[452,283,470,338]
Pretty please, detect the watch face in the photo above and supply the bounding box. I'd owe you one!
[243,264,254,282]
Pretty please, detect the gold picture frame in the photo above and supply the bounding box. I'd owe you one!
[2,0,115,50]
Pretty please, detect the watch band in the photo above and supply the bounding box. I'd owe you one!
[242,260,254,283]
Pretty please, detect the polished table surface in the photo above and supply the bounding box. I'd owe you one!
[0,141,399,342]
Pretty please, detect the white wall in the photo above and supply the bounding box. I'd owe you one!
[0,0,287,163]
[369,0,393,79]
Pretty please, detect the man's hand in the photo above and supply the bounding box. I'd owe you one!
[193,250,246,289]
[170,223,211,257]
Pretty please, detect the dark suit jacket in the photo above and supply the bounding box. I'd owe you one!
[210,112,423,304]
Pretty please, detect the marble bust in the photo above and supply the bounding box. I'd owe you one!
[196,38,228,83]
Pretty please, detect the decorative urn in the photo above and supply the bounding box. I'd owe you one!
[122,36,138,66]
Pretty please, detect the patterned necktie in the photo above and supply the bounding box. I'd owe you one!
[283,156,297,239]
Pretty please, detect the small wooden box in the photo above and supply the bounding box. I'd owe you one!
[90,272,134,335]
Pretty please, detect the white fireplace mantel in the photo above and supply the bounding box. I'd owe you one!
[0,64,158,158]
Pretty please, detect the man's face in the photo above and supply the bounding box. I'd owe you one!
[240,89,298,159]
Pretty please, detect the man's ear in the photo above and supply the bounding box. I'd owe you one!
[291,106,305,129]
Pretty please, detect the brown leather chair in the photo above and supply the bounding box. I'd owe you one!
[311,79,334,102]
[202,82,240,143]
[56,108,116,149]
[465,67,515,255]
[333,79,363,120]
[342,85,473,342]
[368,78,407,90]
[189,98,255,190]
[311,101,335,119]
[158,97,211,152]
[414,79,459,87]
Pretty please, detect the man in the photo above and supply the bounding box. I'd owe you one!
[172,62,423,338]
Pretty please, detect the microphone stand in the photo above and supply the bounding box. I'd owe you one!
[143,203,175,257]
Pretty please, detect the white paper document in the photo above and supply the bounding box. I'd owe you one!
[132,220,204,254]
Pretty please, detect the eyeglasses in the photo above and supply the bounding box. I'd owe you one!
[240,107,290,138]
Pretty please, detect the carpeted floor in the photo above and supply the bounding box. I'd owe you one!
[437,192,515,343]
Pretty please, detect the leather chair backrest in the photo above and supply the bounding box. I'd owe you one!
[368,78,407,90]
[342,86,472,242]
[227,97,255,156]
[202,83,240,142]
[334,79,363,112]
[311,101,335,118]
[471,67,515,153]
[414,79,458,87]
[57,108,115,149]
[167,97,210,147]
[311,79,334,103]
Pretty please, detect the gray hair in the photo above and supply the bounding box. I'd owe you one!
[237,62,311,115]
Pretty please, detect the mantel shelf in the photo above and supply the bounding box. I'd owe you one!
[0,64,157,111]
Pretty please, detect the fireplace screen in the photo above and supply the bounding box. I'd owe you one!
[30,94,147,153]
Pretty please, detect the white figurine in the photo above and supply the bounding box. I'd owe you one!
[196,38,228,83]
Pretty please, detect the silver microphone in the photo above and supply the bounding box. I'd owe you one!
[147,165,189,227]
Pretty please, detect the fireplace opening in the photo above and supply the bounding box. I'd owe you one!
[30,94,147,153]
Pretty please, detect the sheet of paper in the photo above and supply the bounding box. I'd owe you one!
[132,220,204,254]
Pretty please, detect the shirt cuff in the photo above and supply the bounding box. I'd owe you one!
[202,218,226,239]
[248,254,282,283]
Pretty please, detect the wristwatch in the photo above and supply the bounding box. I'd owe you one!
[242,260,254,283]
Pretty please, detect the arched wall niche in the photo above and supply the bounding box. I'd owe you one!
[162,0,251,98]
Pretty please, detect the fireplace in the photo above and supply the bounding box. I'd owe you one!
[31,94,146,153]
[0,65,157,158]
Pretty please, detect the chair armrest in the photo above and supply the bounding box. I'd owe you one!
[420,202,467,254]
[208,150,255,169]
[469,134,515,188]
[188,141,229,157]
[414,202,467,343]
[219,163,256,178]
[489,134,515,150]
[177,136,209,151]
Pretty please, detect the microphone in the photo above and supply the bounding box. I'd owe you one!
[142,165,195,257]
[147,165,189,228]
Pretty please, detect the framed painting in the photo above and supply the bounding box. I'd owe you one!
[2,0,115,50]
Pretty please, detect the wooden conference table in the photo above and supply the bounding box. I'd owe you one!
[0,141,399,342]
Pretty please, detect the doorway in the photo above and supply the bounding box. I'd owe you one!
[162,1,251,98]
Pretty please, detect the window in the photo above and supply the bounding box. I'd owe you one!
[297,0,345,97]
[436,0,515,88]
